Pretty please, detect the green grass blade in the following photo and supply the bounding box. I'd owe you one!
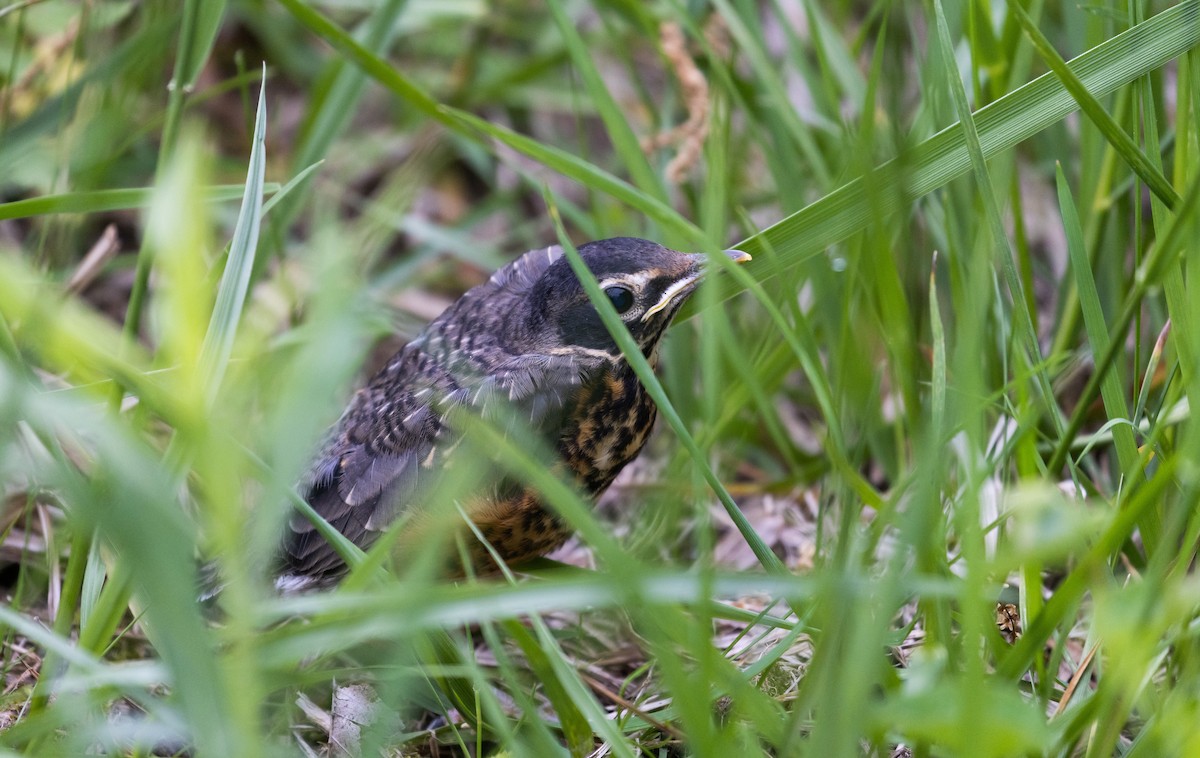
[931,0,1064,450]
[275,0,409,228]
[0,184,277,221]
[274,0,707,247]
[680,0,1200,315]
[710,0,833,187]
[545,0,666,205]
[198,76,267,400]
[1048,170,1200,473]
[929,252,946,438]
[1011,2,1179,209]
[1054,164,1140,476]
[503,619,617,758]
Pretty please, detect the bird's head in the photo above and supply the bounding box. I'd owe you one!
[519,237,751,360]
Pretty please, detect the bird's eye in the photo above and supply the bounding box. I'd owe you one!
[604,286,635,314]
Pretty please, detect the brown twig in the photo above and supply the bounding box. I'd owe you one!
[1054,643,1098,717]
[578,669,684,740]
[65,223,120,295]
[641,22,710,184]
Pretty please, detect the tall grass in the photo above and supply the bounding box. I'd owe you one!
[2,1,1200,755]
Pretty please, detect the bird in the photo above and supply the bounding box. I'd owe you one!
[275,237,751,590]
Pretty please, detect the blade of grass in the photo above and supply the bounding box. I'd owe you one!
[273,0,408,230]
[113,0,230,413]
[0,184,277,221]
[929,251,946,441]
[545,0,667,205]
[160,0,227,168]
[274,0,706,249]
[710,0,833,188]
[1055,164,1140,475]
[681,0,1200,316]
[198,74,267,400]
[253,570,841,657]
[503,619,618,758]
[0,604,108,674]
[1047,170,1200,474]
[935,0,1066,459]
[1010,1,1179,210]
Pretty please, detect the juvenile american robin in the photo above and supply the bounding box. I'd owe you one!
[276,237,750,590]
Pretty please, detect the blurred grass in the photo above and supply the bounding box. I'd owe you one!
[3,1,1200,755]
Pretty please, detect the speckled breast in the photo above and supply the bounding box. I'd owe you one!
[559,366,657,493]
[464,365,657,571]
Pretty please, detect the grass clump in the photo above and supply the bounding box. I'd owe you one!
[2,1,1200,755]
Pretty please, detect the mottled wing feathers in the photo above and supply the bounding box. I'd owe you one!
[280,373,445,585]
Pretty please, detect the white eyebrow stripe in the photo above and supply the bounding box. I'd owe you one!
[641,273,700,321]
[598,271,652,290]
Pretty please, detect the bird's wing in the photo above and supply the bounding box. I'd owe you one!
[279,377,450,584]
[280,356,596,584]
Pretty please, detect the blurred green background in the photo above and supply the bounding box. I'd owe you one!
[3,1,1200,755]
